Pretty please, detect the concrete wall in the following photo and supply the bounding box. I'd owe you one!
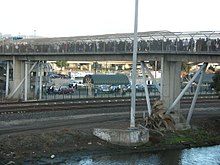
[93,126,149,146]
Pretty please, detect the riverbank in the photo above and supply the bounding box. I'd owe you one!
[0,115,219,164]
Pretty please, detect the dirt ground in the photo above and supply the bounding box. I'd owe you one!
[0,115,219,164]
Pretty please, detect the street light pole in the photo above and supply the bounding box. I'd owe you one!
[130,0,139,128]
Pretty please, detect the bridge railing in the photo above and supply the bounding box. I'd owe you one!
[1,31,220,54]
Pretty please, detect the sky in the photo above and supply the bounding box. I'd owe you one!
[1,0,220,38]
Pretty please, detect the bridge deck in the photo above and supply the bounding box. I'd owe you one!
[0,51,220,62]
[1,30,220,62]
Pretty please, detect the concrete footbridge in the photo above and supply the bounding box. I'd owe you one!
[1,30,220,97]
[1,30,220,62]
[1,30,220,98]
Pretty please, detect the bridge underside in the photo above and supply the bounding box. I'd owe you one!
[1,52,220,63]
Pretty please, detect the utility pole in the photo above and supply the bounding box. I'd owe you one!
[130,0,139,128]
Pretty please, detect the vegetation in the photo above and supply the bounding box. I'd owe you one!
[144,100,220,147]
[145,100,175,136]
[55,61,69,71]
[212,69,220,98]
[161,129,219,146]
[182,62,193,73]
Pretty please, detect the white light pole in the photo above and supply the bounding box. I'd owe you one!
[130,0,139,128]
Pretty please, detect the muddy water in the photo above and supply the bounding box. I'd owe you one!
[24,145,220,165]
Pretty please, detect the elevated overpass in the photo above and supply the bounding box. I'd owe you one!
[1,30,220,62]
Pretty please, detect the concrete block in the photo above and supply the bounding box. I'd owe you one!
[93,125,149,146]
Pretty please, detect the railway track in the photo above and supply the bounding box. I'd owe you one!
[0,96,219,135]
[0,96,219,115]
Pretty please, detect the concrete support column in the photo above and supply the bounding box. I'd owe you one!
[39,62,43,100]
[34,63,39,99]
[8,60,37,100]
[34,61,43,100]
[24,62,31,101]
[88,63,92,72]
[5,61,10,97]
[24,62,28,101]
[27,63,31,99]
[12,57,24,99]
[161,56,181,111]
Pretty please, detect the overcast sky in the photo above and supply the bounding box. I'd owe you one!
[1,0,219,37]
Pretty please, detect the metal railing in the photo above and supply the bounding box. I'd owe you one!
[40,86,216,101]
[1,31,220,54]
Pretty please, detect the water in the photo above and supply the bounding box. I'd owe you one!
[180,145,220,165]
[24,145,220,165]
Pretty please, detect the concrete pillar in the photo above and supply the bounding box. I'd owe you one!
[24,62,28,101]
[12,57,24,99]
[8,60,37,100]
[34,62,39,99]
[24,62,31,101]
[27,63,31,99]
[39,62,43,100]
[5,61,10,97]
[161,56,181,111]
[88,63,92,72]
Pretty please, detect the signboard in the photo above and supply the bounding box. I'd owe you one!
[12,36,23,41]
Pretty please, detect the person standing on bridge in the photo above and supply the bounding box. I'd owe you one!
[183,39,189,51]
[189,38,195,52]
[206,38,212,52]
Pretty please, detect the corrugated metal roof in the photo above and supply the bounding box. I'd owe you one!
[83,74,130,85]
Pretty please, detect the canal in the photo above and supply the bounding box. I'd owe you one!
[23,145,220,165]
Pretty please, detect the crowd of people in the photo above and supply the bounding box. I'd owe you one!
[1,37,220,54]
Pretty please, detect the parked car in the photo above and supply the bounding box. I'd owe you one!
[125,84,159,93]
[49,73,60,78]
[136,84,145,92]
[68,80,78,88]
[109,85,120,93]
[147,84,159,93]
[125,84,145,92]
[46,85,60,94]
[46,86,74,94]
[58,86,75,94]
[97,85,111,93]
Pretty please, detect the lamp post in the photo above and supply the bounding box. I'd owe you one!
[130,0,139,128]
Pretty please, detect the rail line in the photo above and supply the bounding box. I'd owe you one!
[0,96,219,115]
[0,96,219,136]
